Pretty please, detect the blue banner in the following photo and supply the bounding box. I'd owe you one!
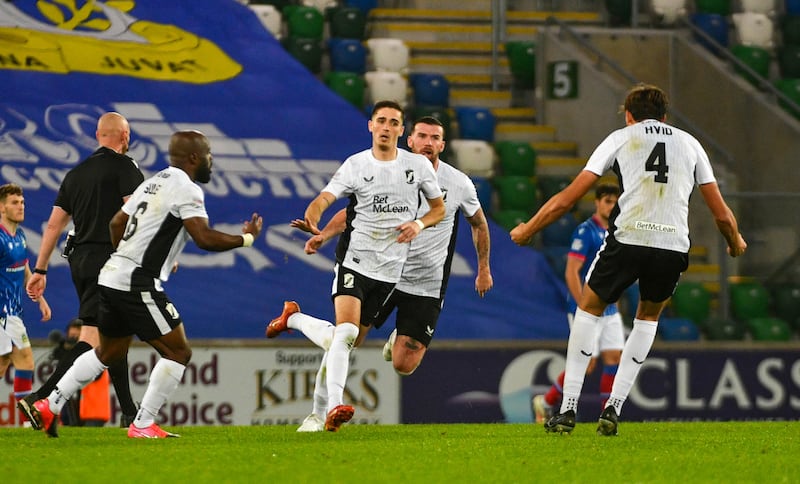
[0,0,568,340]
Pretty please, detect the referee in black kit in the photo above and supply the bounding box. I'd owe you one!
[19,112,143,431]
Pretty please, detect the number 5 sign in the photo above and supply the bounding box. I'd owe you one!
[547,61,578,99]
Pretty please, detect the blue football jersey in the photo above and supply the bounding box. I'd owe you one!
[566,216,618,316]
[0,225,28,318]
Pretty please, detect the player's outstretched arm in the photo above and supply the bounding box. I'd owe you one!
[184,213,263,251]
[699,182,747,257]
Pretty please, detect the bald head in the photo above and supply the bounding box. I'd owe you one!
[169,130,213,183]
[96,112,130,154]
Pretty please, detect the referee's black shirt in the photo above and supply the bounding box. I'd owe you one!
[54,146,144,246]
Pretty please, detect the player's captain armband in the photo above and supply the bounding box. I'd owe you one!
[242,233,255,247]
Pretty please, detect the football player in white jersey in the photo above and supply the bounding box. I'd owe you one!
[268,116,493,431]
[511,83,747,436]
[25,130,263,439]
[267,102,446,432]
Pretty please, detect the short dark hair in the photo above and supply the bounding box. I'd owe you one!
[595,182,620,199]
[370,100,404,121]
[623,83,668,122]
[411,116,445,136]
[0,183,23,203]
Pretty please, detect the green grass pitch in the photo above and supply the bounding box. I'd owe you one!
[2,421,798,483]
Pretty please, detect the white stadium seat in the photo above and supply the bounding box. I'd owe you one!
[365,71,409,107]
[367,38,410,74]
[649,0,687,26]
[250,4,283,40]
[448,139,495,177]
[732,12,774,49]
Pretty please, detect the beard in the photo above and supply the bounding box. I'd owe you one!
[196,164,212,184]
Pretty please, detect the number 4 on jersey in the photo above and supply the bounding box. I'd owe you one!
[644,141,668,183]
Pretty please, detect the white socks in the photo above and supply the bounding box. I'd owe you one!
[325,323,359,410]
[48,349,107,414]
[311,352,329,419]
[606,319,658,416]
[134,358,186,428]
[560,308,598,414]
[288,312,335,350]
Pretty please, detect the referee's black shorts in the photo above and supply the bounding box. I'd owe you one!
[587,235,688,305]
[68,244,114,326]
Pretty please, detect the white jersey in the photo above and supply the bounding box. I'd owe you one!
[397,160,481,298]
[99,166,208,291]
[326,148,442,283]
[584,119,716,253]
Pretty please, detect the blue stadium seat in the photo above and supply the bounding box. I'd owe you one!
[328,38,367,73]
[410,73,451,107]
[541,245,570,277]
[691,13,730,55]
[345,0,378,15]
[541,214,579,247]
[455,106,496,142]
[470,176,494,214]
[787,0,800,15]
[659,317,701,341]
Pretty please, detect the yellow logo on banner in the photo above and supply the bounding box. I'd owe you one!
[0,1,241,83]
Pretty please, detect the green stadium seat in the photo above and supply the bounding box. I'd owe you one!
[411,105,452,136]
[775,78,800,118]
[286,5,325,40]
[771,284,800,330]
[504,41,536,88]
[325,71,365,108]
[491,209,530,232]
[730,281,770,321]
[781,15,800,46]
[284,37,323,73]
[695,0,731,15]
[747,317,792,341]
[538,175,571,200]
[671,281,712,328]
[778,44,800,79]
[493,176,539,212]
[731,45,771,87]
[605,0,633,26]
[659,317,701,341]
[704,317,746,340]
[495,141,537,177]
[330,6,367,40]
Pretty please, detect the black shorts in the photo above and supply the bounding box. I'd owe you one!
[68,244,114,326]
[368,290,442,347]
[332,264,396,325]
[97,286,184,341]
[587,235,688,304]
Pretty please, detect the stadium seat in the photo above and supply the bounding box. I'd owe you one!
[286,5,324,40]
[470,176,494,214]
[284,37,323,73]
[695,0,731,15]
[448,139,495,177]
[778,44,800,78]
[411,105,453,135]
[410,73,451,107]
[541,245,570,276]
[504,41,536,88]
[493,176,538,212]
[367,38,410,73]
[325,71,366,108]
[775,78,800,117]
[704,317,746,340]
[731,45,771,86]
[771,284,800,330]
[250,4,283,39]
[747,317,792,341]
[789,0,800,15]
[658,317,701,341]
[740,0,778,16]
[455,107,496,142]
[492,209,529,232]
[690,13,730,55]
[670,281,712,327]
[538,175,571,199]
[330,7,367,40]
[541,214,578,247]
[781,15,800,46]
[302,0,337,13]
[730,281,770,321]
[251,0,292,8]
[732,12,774,49]
[495,141,537,177]
[649,0,688,26]
[364,71,408,107]
[605,0,633,26]
[345,0,378,16]
[328,38,367,74]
